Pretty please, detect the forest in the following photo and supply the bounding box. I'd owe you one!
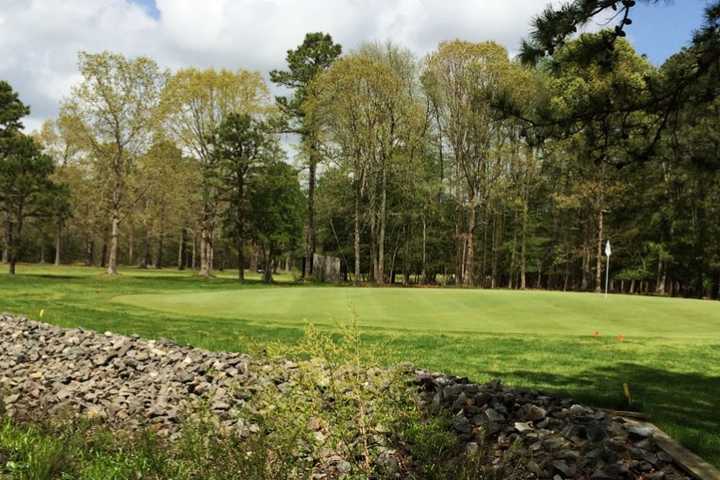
[1,1,719,298]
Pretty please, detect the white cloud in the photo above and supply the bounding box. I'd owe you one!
[0,0,559,132]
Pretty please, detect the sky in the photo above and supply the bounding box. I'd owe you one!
[0,0,711,133]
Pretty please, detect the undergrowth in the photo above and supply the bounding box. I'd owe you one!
[0,318,519,479]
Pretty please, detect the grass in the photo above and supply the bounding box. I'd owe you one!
[1,264,719,467]
[115,284,720,337]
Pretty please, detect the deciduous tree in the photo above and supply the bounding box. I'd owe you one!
[271,33,342,278]
[61,51,167,275]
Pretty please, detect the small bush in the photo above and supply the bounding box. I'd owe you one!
[0,321,496,479]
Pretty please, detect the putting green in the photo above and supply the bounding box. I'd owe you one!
[112,287,720,338]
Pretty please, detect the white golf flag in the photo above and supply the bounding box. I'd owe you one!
[605,240,612,257]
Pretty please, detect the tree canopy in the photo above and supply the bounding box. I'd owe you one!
[1,12,719,298]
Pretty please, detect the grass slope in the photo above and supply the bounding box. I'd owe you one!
[1,264,719,466]
[115,287,720,337]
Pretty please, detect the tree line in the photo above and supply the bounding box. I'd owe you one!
[1,0,719,296]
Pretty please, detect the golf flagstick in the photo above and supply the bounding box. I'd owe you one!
[605,240,611,299]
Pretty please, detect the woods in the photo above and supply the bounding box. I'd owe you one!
[1,3,719,296]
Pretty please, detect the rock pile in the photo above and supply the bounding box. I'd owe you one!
[0,314,698,479]
[0,313,295,437]
[415,371,691,480]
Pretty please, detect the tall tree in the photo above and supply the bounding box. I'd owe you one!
[248,159,305,283]
[212,113,273,281]
[271,32,342,278]
[0,132,57,274]
[35,118,81,266]
[0,80,30,264]
[423,41,512,286]
[163,68,271,277]
[309,45,423,284]
[61,51,167,275]
[131,137,197,270]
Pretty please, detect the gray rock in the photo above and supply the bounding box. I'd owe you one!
[524,404,547,422]
[452,415,472,433]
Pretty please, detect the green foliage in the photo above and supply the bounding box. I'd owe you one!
[270,32,342,127]
[0,81,30,135]
[0,126,58,273]
[248,160,305,282]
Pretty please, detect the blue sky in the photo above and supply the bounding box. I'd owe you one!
[128,0,160,19]
[625,0,710,64]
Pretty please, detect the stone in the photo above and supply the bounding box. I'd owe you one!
[514,421,533,433]
[524,404,547,422]
[465,442,479,456]
[552,460,576,478]
[377,449,400,473]
[626,424,654,438]
[527,460,542,475]
[452,415,472,434]
[0,314,696,480]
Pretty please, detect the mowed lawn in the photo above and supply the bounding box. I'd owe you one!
[115,286,719,338]
[1,264,719,465]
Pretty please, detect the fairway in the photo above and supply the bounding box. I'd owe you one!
[2,265,720,466]
[113,287,720,338]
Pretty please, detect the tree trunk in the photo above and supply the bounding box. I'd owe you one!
[237,176,245,282]
[39,241,46,264]
[369,215,377,283]
[100,228,108,268]
[595,209,604,293]
[520,204,528,289]
[377,166,387,285]
[421,214,427,283]
[456,209,464,284]
[140,229,151,269]
[304,145,318,279]
[128,223,134,266]
[354,185,361,285]
[155,230,164,269]
[8,209,25,275]
[178,228,186,270]
[536,261,542,289]
[191,231,197,270]
[218,241,225,271]
[262,249,273,283]
[237,237,245,281]
[2,212,9,264]
[86,239,94,267]
[107,213,119,275]
[199,222,212,277]
[208,233,214,272]
[480,202,490,287]
[463,200,477,287]
[508,229,517,289]
[54,221,62,266]
[491,208,502,289]
[581,243,590,291]
[7,214,17,275]
[656,258,666,295]
[249,242,258,272]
